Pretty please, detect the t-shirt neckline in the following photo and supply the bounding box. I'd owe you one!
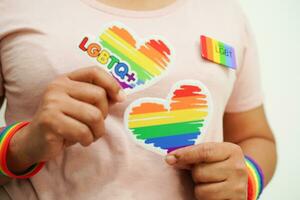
[81,0,186,18]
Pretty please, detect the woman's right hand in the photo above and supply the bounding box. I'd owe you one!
[7,66,125,173]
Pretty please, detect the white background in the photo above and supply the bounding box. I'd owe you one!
[238,0,300,199]
[0,0,299,199]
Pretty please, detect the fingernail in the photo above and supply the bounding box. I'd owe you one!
[165,155,177,165]
[117,90,126,102]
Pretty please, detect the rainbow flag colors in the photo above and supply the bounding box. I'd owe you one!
[125,80,212,155]
[245,156,264,200]
[78,23,172,93]
[201,35,236,69]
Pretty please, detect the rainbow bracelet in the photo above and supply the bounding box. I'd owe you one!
[245,156,264,200]
[0,122,45,179]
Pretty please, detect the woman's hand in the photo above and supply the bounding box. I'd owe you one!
[7,66,125,173]
[166,142,248,200]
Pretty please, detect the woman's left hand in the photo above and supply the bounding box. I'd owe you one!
[166,142,248,200]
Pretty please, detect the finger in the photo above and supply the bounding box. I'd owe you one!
[166,143,232,166]
[65,80,109,118]
[192,161,230,183]
[194,181,230,200]
[51,112,94,147]
[59,94,105,140]
[67,66,126,103]
[165,155,191,170]
[64,141,76,147]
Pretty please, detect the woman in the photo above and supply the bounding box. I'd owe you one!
[0,0,276,199]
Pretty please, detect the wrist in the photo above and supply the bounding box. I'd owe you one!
[6,126,36,174]
[245,156,264,200]
[0,122,45,179]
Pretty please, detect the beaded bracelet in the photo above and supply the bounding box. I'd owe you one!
[245,156,264,200]
[0,122,45,179]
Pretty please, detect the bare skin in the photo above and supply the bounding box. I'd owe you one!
[0,1,277,200]
[0,67,125,184]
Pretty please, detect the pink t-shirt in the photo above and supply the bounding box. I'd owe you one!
[0,0,263,199]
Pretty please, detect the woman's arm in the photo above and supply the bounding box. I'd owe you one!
[0,175,10,185]
[0,67,125,186]
[0,99,12,185]
[223,105,277,186]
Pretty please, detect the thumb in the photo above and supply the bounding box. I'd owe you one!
[165,143,229,167]
[64,140,76,148]
[165,145,200,169]
[165,153,191,170]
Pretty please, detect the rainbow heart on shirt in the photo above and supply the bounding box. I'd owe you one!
[79,22,173,94]
[124,80,213,155]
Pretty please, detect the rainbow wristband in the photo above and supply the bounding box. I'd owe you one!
[0,122,45,179]
[245,156,264,200]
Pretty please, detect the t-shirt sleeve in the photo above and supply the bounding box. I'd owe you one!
[225,16,264,113]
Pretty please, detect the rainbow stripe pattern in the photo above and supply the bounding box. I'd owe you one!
[245,156,264,200]
[99,25,172,90]
[0,122,45,179]
[201,35,237,69]
[125,81,212,155]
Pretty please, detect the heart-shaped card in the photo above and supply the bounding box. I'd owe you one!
[79,22,173,94]
[124,80,213,155]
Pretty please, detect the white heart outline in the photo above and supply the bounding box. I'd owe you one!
[124,80,213,156]
[80,21,175,95]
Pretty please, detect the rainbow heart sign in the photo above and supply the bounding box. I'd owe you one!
[79,22,173,94]
[124,80,213,155]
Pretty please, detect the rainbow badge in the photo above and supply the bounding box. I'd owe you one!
[124,80,213,155]
[201,35,237,69]
[79,22,173,94]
